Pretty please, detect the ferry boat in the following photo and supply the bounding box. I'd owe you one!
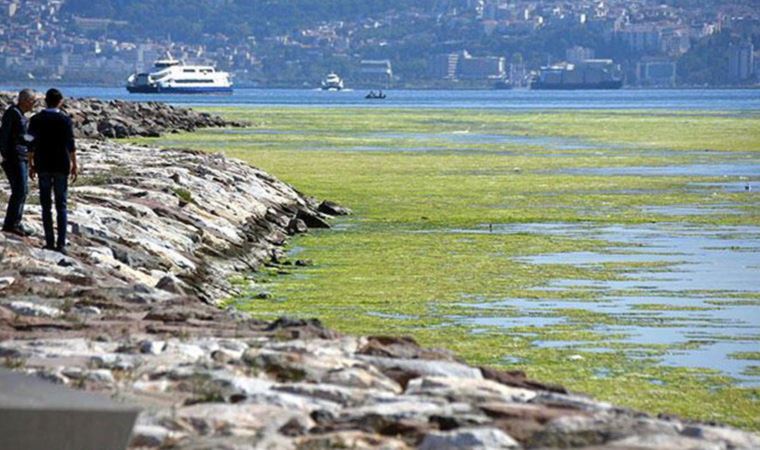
[126,54,232,94]
[321,73,344,91]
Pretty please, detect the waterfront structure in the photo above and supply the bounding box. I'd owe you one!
[508,62,528,87]
[430,53,460,80]
[531,59,623,90]
[636,58,677,87]
[358,59,393,87]
[729,42,755,82]
[457,52,506,80]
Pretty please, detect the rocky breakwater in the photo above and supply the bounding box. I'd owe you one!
[1,323,759,449]
[0,139,344,337]
[0,91,247,139]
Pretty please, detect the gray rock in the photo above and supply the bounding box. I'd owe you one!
[5,301,62,318]
[681,424,760,449]
[340,398,468,421]
[155,275,187,295]
[419,427,520,450]
[295,431,408,450]
[287,217,308,234]
[317,200,352,216]
[161,403,313,436]
[85,369,116,385]
[272,382,375,406]
[0,276,15,290]
[130,424,185,448]
[75,305,102,316]
[356,355,483,379]
[405,376,537,403]
[139,340,166,355]
[607,433,724,450]
[322,366,402,393]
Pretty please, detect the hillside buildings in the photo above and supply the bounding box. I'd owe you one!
[0,0,757,87]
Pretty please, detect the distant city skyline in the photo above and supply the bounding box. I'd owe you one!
[0,0,757,88]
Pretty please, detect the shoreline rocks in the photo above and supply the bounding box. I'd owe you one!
[2,328,758,449]
[0,91,247,139]
[0,139,339,340]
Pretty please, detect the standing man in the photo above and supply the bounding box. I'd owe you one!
[28,88,78,254]
[0,88,36,236]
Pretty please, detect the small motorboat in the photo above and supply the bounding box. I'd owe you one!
[365,90,386,99]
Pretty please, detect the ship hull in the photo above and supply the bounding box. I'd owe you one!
[126,85,233,94]
[530,80,623,90]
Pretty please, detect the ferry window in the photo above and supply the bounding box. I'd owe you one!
[183,69,196,73]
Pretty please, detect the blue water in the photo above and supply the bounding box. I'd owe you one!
[2,86,760,110]
[455,223,760,384]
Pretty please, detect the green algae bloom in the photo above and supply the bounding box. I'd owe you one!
[129,107,760,430]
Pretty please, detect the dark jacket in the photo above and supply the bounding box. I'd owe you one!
[28,109,76,174]
[0,105,30,163]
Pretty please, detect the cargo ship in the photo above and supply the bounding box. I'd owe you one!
[530,59,623,90]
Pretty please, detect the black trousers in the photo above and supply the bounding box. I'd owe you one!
[1,158,28,231]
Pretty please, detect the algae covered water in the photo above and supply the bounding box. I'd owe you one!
[126,101,759,429]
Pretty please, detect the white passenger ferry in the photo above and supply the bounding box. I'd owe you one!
[126,54,232,94]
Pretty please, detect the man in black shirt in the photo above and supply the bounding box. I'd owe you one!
[28,88,78,254]
[0,88,36,236]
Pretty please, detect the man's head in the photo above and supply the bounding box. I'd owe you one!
[17,88,36,113]
[44,88,64,109]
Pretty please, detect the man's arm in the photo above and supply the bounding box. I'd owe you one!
[0,109,17,160]
[27,116,36,180]
[69,149,77,183]
[66,116,77,183]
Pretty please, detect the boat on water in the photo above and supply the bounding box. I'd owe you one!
[321,73,344,91]
[126,53,232,94]
[492,80,513,90]
[365,90,386,99]
[530,59,623,90]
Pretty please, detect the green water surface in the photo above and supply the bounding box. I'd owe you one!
[130,108,760,429]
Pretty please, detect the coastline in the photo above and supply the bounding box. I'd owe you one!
[0,96,759,448]
[2,81,760,90]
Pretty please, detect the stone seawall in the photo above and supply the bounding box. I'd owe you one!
[0,140,341,339]
[0,91,246,139]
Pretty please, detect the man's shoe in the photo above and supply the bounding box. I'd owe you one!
[2,227,26,237]
[41,245,55,251]
[55,247,68,256]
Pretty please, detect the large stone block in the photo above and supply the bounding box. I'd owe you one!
[0,368,139,450]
